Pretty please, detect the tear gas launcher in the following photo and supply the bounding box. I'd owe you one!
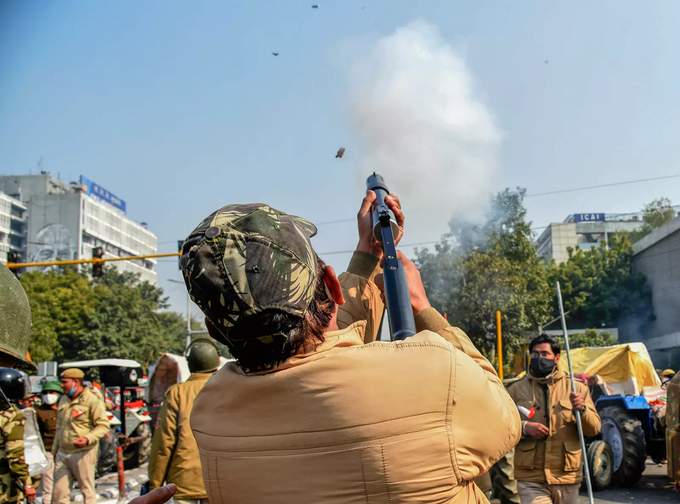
[366,173,417,341]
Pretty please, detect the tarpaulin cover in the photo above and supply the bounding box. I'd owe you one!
[556,342,661,395]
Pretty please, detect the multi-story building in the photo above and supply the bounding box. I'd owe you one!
[0,173,157,283]
[632,215,680,368]
[0,192,27,264]
[536,213,645,263]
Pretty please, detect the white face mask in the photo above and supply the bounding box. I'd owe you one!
[42,394,59,405]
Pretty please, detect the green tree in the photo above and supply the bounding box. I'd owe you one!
[547,236,653,336]
[20,266,189,371]
[628,197,676,243]
[20,269,98,363]
[415,188,552,368]
[556,329,617,349]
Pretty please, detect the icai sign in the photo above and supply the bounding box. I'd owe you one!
[573,213,605,222]
[80,175,127,214]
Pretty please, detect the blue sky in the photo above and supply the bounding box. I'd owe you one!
[2,1,680,318]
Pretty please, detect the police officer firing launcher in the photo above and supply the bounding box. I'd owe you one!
[180,188,521,503]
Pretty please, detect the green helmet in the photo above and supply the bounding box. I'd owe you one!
[41,379,63,394]
[0,264,36,370]
[187,338,220,373]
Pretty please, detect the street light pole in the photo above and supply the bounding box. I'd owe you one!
[186,290,191,351]
[169,279,210,354]
[168,279,192,353]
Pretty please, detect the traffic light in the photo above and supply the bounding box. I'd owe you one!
[92,247,104,278]
[6,251,19,277]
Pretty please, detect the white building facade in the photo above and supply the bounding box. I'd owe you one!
[0,173,157,283]
[536,213,645,263]
[0,192,27,264]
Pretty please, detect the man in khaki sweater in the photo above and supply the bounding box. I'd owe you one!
[52,368,109,504]
[508,335,600,504]
[148,339,220,504]
[180,192,521,503]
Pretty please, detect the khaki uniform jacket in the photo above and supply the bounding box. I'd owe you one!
[148,372,212,499]
[0,405,32,503]
[53,387,110,454]
[191,252,521,504]
[508,369,601,485]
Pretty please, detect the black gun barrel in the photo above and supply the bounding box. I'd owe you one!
[366,173,416,340]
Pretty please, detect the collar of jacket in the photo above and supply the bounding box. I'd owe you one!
[528,367,567,386]
[244,321,367,376]
[188,372,214,382]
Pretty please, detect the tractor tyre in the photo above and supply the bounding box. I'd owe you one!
[96,428,119,478]
[124,422,152,469]
[587,440,614,491]
[599,405,647,487]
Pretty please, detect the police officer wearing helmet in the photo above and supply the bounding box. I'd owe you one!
[0,264,37,373]
[148,339,220,504]
[0,368,37,502]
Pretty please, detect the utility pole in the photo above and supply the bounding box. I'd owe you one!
[186,291,192,351]
[168,279,209,354]
[496,310,503,381]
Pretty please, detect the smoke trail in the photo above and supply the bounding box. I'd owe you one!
[349,20,503,228]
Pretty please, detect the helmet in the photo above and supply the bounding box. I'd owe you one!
[187,338,220,373]
[0,368,28,402]
[663,369,676,377]
[41,379,63,394]
[0,264,36,370]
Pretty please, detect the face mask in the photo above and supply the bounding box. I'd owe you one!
[530,356,556,378]
[68,387,77,397]
[42,394,59,405]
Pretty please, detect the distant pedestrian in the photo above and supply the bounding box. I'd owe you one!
[148,339,220,504]
[52,369,109,504]
[17,385,37,410]
[36,380,63,504]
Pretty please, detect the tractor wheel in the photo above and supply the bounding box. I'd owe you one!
[599,406,647,487]
[587,440,614,491]
[123,422,152,469]
[96,428,119,478]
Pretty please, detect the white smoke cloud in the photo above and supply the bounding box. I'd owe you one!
[349,20,503,229]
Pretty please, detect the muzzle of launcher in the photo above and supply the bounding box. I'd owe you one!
[365,173,416,341]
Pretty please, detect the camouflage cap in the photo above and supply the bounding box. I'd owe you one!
[180,204,318,345]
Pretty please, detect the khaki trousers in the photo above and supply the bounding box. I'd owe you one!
[52,449,98,504]
[517,481,579,504]
[39,451,55,504]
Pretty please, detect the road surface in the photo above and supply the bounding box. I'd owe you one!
[578,460,676,504]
